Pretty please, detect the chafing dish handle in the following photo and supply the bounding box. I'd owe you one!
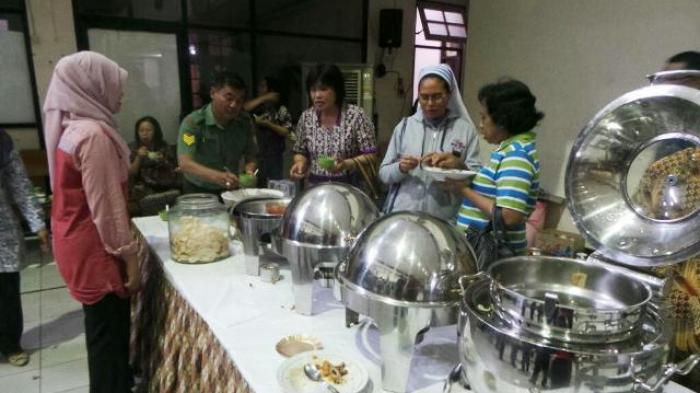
[442,363,470,393]
[633,354,700,392]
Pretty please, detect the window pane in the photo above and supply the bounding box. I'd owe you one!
[188,0,250,27]
[415,10,441,47]
[444,11,464,24]
[255,0,363,38]
[413,47,442,100]
[75,0,182,21]
[427,22,448,36]
[448,24,467,38]
[256,34,362,118]
[0,0,22,10]
[424,9,444,22]
[88,29,182,144]
[188,30,252,108]
[0,13,35,123]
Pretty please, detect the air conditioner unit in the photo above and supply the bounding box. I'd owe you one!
[301,63,374,120]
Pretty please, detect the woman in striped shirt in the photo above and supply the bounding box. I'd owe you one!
[453,79,544,255]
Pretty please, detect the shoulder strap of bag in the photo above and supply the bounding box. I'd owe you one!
[384,117,409,214]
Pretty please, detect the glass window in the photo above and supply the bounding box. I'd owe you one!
[188,30,252,108]
[255,0,363,38]
[256,34,362,118]
[88,29,182,144]
[0,13,36,123]
[0,0,21,10]
[419,1,467,42]
[423,8,444,22]
[188,0,250,28]
[75,0,182,21]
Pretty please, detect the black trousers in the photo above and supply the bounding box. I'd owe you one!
[0,272,23,355]
[83,293,133,393]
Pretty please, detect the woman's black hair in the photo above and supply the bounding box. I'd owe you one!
[306,64,345,108]
[478,79,544,135]
[418,74,451,93]
[134,116,165,148]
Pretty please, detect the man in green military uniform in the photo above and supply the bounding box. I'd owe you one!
[177,71,258,193]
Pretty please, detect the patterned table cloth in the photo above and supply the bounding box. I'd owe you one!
[131,246,253,393]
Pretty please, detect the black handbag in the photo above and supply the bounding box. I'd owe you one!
[465,206,515,270]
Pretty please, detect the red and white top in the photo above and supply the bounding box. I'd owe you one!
[51,119,136,305]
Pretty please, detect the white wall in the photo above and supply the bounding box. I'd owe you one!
[7,0,76,150]
[463,0,700,232]
[366,0,417,147]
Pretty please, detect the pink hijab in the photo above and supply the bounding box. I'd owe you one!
[43,51,129,187]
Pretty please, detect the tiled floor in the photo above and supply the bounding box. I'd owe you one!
[0,241,90,393]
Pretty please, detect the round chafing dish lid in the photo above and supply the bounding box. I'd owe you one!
[338,212,478,305]
[277,182,380,247]
[566,84,700,267]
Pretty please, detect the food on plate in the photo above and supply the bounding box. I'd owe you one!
[265,202,287,216]
[170,216,229,263]
[311,355,348,384]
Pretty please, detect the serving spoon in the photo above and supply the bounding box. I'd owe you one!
[303,363,341,393]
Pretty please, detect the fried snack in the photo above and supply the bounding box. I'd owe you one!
[171,216,230,263]
[311,356,348,385]
[265,202,287,216]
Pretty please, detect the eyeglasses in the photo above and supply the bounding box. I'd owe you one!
[418,93,447,104]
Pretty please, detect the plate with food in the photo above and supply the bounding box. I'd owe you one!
[422,166,477,182]
[221,188,284,208]
[277,350,369,393]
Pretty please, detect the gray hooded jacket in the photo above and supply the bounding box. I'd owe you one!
[379,110,481,222]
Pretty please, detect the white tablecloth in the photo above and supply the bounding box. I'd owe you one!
[133,216,693,393]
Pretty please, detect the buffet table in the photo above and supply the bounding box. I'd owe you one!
[131,216,694,393]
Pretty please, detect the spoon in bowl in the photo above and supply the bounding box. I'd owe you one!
[303,363,340,393]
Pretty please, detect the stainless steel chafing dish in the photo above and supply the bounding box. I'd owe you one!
[233,196,290,276]
[451,84,700,393]
[337,211,478,393]
[272,183,379,315]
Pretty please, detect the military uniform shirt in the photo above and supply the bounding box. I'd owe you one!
[177,104,258,190]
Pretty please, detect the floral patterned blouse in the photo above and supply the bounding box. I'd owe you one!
[292,104,377,179]
[0,150,45,272]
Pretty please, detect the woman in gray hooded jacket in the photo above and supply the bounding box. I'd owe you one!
[380,64,481,221]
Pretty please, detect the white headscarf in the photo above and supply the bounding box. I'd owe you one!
[43,51,129,187]
[417,64,475,128]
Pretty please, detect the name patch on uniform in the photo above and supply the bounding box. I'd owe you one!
[182,133,195,146]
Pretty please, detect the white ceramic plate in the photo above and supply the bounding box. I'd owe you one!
[221,188,284,208]
[277,350,369,393]
[422,166,477,182]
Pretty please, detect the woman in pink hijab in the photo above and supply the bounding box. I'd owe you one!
[44,51,138,393]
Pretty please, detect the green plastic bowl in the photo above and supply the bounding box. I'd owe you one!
[239,174,257,188]
[318,156,336,170]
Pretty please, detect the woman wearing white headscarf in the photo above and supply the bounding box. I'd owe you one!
[379,64,480,221]
[44,51,139,393]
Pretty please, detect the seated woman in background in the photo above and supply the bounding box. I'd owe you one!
[244,76,293,188]
[128,116,180,215]
[290,64,378,195]
[452,79,544,259]
[379,64,481,221]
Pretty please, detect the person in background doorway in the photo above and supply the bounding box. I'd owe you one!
[128,116,180,215]
[44,51,141,393]
[379,64,481,221]
[177,71,258,194]
[290,64,378,195]
[0,129,49,368]
[244,76,293,188]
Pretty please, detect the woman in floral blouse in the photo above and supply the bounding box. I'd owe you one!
[0,129,49,367]
[290,64,377,188]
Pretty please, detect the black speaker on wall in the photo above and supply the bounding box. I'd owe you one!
[379,9,402,49]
